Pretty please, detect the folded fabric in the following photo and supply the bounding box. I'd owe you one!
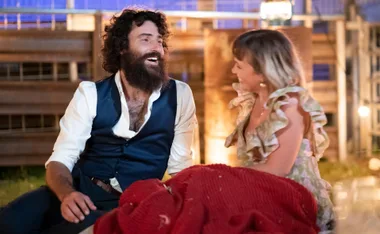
[94,164,319,234]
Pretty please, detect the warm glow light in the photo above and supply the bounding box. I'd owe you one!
[369,158,380,171]
[260,1,293,20]
[358,105,370,117]
[205,137,240,166]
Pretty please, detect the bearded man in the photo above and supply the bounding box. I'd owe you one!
[0,8,197,234]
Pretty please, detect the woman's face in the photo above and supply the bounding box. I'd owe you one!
[231,56,263,92]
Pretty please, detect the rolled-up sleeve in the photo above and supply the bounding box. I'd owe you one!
[45,81,97,172]
[167,81,198,175]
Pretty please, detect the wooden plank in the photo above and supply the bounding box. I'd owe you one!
[310,81,337,113]
[0,131,57,165]
[312,33,336,42]
[0,30,91,39]
[0,155,49,166]
[0,82,78,104]
[313,57,336,65]
[170,32,205,52]
[0,30,92,63]
[0,82,78,114]
[0,38,91,53]
[312,33,336,65]
[0,31,92,53]
[312,43,336,61]
[0,104,69,115]
[0,53,91,62]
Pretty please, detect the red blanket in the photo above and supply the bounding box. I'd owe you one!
[94,164,319,234]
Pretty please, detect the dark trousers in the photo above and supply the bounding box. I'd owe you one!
[0,167,119,234]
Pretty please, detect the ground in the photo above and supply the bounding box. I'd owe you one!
[0,160,376,206]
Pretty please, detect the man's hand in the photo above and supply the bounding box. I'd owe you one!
[61,191,97,223]
[46,162,97,223]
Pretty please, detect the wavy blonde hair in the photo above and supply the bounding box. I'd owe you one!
[232,29,306,91]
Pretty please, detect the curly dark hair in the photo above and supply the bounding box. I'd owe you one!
[101,8,170,74]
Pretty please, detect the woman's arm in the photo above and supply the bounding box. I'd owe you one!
[251,98,304,177]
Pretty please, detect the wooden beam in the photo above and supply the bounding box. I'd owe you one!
[0,82,77,114]
[92,11,103,81]
[0,31,92,53]
[312,34,336,63]
[310,80,338,113]
[0,53,91,63]
[0,104,70,115]
[0,132,58,166]
[336,20,347,161]
[304,0,313,28]
[358,19,372,156]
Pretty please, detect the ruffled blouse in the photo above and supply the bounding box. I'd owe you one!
[225,83,330,166]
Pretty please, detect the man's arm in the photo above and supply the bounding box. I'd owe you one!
[46,162,75,201]
[167,81,198,176]
[45,82,97,223]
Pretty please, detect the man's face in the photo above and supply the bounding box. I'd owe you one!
[120,20,168,93]
[128,20,165,70]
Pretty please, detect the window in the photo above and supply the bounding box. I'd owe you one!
[0,62,87,82]
[0,115,59,133]
[0,115,9,130]
[325,113,335,127]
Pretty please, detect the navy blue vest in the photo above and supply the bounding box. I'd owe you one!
[75,75,177,190]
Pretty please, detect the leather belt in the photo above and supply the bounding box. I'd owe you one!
[91,177,122,197]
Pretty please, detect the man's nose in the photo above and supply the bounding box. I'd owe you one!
[231,65,237,74]
[150,42,164,55]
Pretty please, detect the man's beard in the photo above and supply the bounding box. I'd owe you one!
[120,51,168,93]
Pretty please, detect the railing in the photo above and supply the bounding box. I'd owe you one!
[0,7,345,31]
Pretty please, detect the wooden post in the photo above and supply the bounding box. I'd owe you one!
[92,11,103,81]
[336,20,347,161]
[67,0,78,82]
[304,0,313,28]
[69,62,78,82]
[348,5,360,156]
[358,18,371,156]
[52,63,58,81]
[66,0,75,30]
[364,23,372,157]
[352,30,360,156]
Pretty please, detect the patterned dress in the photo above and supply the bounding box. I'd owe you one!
[225,83,335,233]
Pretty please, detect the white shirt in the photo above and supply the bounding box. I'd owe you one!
[45,71,197,176]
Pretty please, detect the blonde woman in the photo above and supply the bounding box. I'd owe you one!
[225,29,335,233]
